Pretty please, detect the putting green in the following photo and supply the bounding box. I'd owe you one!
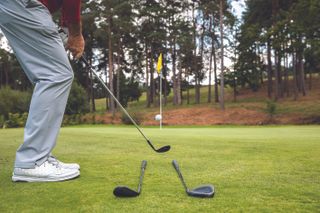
[0,126,319,212]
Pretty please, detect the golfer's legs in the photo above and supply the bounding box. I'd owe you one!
[0,0,73,168]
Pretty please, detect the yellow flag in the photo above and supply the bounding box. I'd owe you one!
[157,53,163,74]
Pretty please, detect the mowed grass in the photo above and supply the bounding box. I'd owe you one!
[0,126,319,212]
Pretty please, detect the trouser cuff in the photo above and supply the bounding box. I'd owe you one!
[14,156,48,169]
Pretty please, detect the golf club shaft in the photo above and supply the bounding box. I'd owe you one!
[137,160,147,193]
[80,56,149,142]
[172,160,189,192]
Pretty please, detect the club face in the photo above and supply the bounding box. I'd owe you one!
[113,186,139,197]
[187,185,215,198]
[156,145,171,153]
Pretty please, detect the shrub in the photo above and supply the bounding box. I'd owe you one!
[63,114,83,126]
[62,113,103,126]
[121,112,142,125]
[0,87,31,119]
[0,115,5,128]
[266,100,277,118]
[65,82,90,115]
[4,113,28,128]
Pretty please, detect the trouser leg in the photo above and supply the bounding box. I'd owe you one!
[0,0,74,168]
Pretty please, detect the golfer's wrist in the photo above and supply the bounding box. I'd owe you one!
[68,21,82,37]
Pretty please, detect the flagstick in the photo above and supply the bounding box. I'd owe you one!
[160,71,162,130]
[156,53,163,130]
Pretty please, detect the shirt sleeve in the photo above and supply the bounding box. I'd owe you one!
[61,0,81,26]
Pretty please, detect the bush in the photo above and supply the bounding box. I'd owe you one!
[0,87,31,119]
[65,82,90,115]
[62,113,106,126]
[121,112,143,125]
[266,100,277,118]
[77,114,97,125]
[4,113,28,128]
[0,115,5,128]
[62,114,83,126]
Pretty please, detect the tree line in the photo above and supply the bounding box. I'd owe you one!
[233,0,320,101]
[78,0,235,113]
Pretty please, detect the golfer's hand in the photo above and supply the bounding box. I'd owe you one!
[66,21,85,59]
[66,34,84,59]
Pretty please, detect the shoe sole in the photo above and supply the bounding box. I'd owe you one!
[12,170,80,182]
[62,166,80,170]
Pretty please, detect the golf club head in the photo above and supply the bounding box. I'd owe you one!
[156,145,171,153]
[147,140,171,153]
[113,186,139,197]
[187,185,215,198]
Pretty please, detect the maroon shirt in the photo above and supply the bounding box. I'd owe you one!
[39,0,81,26]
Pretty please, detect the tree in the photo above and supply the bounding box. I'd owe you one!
[82,2,98,112]
[134,0,166,107]
[113,71,142,107]
[236,0,320,101]
[219,0,225,110]
[164,0,189,105]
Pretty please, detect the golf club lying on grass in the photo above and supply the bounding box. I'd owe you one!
[113,160,147,197]
[80,56,170,153]
[172,160,214,198]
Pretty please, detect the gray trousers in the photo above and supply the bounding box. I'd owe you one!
[0,0,74,168]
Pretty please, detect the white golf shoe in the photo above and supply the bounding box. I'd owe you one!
[12,160,80,182]
[48,156,80,170]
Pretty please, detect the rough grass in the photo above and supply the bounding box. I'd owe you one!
[0,126,319,212]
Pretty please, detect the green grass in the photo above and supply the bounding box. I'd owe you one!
[1,126,319,212]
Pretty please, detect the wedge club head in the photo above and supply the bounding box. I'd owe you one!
[157,145,171,153]
[146,140,170,153]
[187,185,215,198]
[113,186,139,197]
[113,160,147,198]
[172,160,215,198]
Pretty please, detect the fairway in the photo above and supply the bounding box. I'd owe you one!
[0,126,319,212]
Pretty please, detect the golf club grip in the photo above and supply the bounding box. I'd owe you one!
[80,56,90,67]
[172,160,180,172]
[137,160,147,193]
[172,160,189,191]
[141,160,147,169]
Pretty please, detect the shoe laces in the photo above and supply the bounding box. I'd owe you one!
[48,156,61,167]
[44,160,61,169]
